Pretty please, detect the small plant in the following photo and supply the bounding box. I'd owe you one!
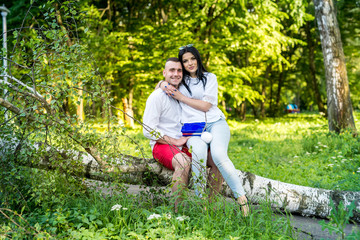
[319,199,357,239]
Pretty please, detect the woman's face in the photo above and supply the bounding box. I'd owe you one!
[182,52,198,77]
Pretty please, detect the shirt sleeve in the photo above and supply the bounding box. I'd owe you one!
[142,92,165,141]
[202,73,218,105]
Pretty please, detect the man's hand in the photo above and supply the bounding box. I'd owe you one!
[174,136,190,146]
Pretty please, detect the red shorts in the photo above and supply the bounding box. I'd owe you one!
[152,143,191,171]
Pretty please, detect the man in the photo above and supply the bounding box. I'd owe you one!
[143,57,191,211]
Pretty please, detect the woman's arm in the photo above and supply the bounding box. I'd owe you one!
[160,82,212,112]
[174,92,212,112]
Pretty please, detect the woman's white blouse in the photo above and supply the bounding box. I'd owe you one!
[179,72,225,123]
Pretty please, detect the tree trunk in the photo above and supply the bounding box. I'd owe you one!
[275,69,285,114]
[305,21,326,115]
[261,64,272,118]
[122,97,134,128]
[314,0,356,133]
[77,82,84,122]
[240,101,246,121]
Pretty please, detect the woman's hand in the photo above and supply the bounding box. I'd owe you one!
[161,82,177,95]
[162,82,212,112]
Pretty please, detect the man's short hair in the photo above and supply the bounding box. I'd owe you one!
[165,57,180,68]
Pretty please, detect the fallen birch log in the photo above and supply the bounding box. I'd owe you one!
[34,148,360,223]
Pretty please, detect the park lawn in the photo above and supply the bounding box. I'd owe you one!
[227,113,360,191]
[120,112,360,191]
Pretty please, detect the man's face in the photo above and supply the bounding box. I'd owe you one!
[163,61,182,87]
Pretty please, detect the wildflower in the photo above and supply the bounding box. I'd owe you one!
[111,204,122,211]
[328,164,334,167]
[255,119,259,122]
[306,152,310,155]
[122,208,128,210]
[317,142,322,145]
[249,147,253,150]
[323,145,328,148]
[294,156,299,158]
[147,213,161,220]
[315,146,319,149]
[166,213,172,219]
[331,157,336,159]
[338,155,343,158]
[176,216,190,222]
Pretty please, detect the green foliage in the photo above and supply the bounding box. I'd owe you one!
[319,200,359,240]
[0,179,298,239]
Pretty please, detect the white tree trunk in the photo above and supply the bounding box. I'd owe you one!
[314,0,356,133]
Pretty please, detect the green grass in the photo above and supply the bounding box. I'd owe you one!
[121,112,360,191]
[1,177,298,239]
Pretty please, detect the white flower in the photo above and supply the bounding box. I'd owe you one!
[165,213,172,219]
[176,216,190,222]
[249,147,253,150]
[147,213,162,220]
[328,164,334,167]
[255,119,259,122]
[323,145,328,148]
[338,155,343,158]
[122,208,128,210]
[294,156,299,158]
[306,152,310,155]
[331,157,336,159]
[111,204,122,211]
[315,146,319,148]
[317,142,322,145]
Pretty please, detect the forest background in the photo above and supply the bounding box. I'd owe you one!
[3,0,360,126]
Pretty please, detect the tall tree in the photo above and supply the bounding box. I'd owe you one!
[313,0,356,133]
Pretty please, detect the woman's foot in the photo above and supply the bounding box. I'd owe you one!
[237,195,249,217]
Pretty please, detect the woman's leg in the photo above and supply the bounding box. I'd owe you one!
[186,136,208,197]
[208,119,249,215]
[208,119,246,199]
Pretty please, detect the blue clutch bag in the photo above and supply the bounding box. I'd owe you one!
[181,122,206,136]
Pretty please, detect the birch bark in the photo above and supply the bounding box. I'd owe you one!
[313,0,356,133]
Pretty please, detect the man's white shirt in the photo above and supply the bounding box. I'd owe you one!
[143,88,183,150]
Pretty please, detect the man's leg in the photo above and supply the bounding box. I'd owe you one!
[171,152,191,212]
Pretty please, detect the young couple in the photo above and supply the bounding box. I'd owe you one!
[143,45,249,215]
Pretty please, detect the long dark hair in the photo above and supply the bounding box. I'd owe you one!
[178,46,207,95]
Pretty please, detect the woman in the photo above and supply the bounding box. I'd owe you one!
[159,45,249,215]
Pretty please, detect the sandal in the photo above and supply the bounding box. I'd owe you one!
[238,196,250,217]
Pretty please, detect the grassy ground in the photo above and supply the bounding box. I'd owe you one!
[114,112,360,191]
